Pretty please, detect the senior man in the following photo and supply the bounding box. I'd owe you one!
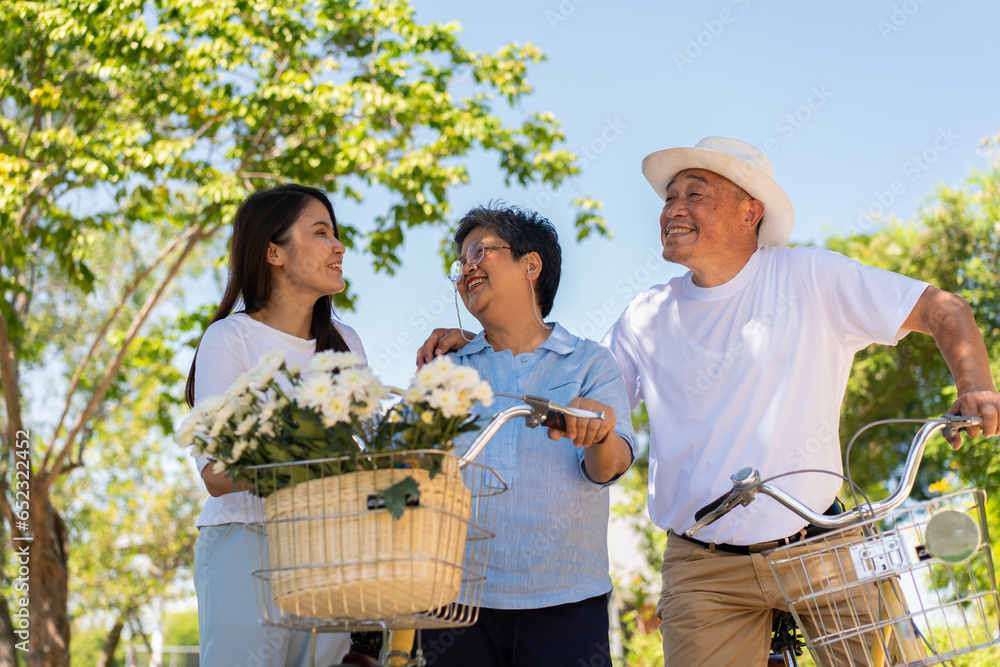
[600,136,1000,665]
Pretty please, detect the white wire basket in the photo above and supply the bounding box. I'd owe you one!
[246,450,507,633]
[764,488,1000,666]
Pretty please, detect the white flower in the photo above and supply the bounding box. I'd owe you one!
[212,459,228,474]
[234,413,257,437]
[403,387,424,405]
[413,364,437,392]
[223,370,257,399]
[231,439,251,461]
[252,349,286,384]
[472,381,494,407]
[320,393,352,426]
[309,350,364,373]
[201,436,218,456]
[449,364,478,389]
[209,398,242,438]
[259,396,281,422]
[258,421,276,438]
[295,373,336,410]
[175,411,204,447]
[420,410,434,425]
[196,395,226,416]
[352,399,379,420]
[430,388,466,418]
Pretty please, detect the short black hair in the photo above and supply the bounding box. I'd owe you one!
[453,203,562,318]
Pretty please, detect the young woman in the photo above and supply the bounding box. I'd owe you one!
[185,184,364,665]
[419,204,636,667]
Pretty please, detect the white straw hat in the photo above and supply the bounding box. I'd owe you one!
[641,136,795,247]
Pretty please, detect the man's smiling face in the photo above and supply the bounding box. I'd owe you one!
[659,168,759,280]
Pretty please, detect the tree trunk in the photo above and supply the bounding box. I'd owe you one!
[26,489,69,667]
[96,618,125,667]
[0,590,21,667]
[0,521,22,666]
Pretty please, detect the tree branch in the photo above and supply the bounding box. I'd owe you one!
[40,226,215,492]
[40,224,204,472]
[18,31,47,160]
[234,57,290,175]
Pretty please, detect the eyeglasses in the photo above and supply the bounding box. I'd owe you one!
[448,242,515,284]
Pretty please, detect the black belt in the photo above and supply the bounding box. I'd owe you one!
[673,499,844,556]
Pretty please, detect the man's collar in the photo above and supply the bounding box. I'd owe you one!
[455,322,576,357]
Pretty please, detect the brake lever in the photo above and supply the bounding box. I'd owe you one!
[684,467,761,538]
[940,414,985,440]
[494,393,605,430]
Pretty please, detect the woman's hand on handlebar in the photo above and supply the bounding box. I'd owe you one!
[415,328,474,367]
[946,389,1000,449]
[546,397,616,447]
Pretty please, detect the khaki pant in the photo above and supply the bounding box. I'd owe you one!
[657,530,893,666]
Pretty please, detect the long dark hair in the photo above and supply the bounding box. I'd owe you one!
[185,184,349,407]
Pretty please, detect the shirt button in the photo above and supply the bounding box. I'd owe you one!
[520,355,529,362]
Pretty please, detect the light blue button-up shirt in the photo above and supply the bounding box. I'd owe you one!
[452,323,637,609]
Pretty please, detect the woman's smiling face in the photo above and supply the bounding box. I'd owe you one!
[277,197,346,298]
[455,227,527,320]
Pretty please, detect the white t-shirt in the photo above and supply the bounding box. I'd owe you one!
[603,246,929,545]
[191,313,367,527]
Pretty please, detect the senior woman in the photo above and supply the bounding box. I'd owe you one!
[418,204,636,667]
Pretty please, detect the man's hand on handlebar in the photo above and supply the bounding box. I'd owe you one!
[546,397,616,447]
[946,389,1000,449]
[415,328,474,368]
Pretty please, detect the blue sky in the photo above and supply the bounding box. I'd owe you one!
[326,1,999,388]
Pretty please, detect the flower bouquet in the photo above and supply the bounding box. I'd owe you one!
[176,350,493,517]
[177,351,496,619]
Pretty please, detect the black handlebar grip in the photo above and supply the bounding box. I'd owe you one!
[540,410,567,432]
[694,490,734,522]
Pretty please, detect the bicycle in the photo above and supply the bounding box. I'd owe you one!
[686,414,1000,666]
[245,394,607,667]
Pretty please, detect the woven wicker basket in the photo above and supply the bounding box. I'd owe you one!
[263,459,472,619]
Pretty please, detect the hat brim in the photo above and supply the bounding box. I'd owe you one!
[641,147,794,247]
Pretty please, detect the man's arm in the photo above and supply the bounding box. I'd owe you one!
[900,286,1000,447]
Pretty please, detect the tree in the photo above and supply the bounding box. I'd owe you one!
[827,166,1000,498]
[0,1,603,663]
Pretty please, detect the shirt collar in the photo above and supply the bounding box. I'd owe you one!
[455,322,576,357]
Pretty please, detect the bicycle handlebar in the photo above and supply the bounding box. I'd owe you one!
[457,395,605,469]
[684,414,985,538]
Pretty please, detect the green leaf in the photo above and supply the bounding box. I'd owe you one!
[380,477,420,520]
